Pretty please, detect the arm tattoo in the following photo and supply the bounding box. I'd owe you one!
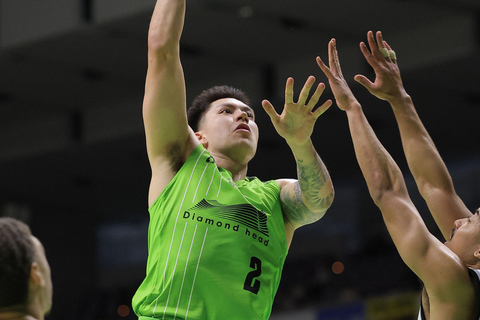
[281,156,334,226]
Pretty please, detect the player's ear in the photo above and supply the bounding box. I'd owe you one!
[30,262,45,286]
[474,249,480,260]
[195,132,208,149]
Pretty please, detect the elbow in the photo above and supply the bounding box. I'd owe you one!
[321,179,335,210]
[370,188,389,207]
[370,186,405,210]
[367,171,403,206]
[306,188,335,215]
[416,178,455,199]
[368,180,397,207]
[324,188,335,210]
[147,33,179,59]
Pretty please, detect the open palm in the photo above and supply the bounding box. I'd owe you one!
[262,76,332,147]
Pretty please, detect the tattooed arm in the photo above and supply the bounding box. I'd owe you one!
[277,141,334,227]
[262,77,334,244]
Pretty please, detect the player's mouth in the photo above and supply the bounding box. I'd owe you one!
[234,124,251,133]
[450,228,456,241]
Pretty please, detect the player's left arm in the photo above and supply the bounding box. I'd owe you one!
[262,77,334,231]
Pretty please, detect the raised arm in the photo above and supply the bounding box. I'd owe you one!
[144,0,198,206]
[262,77,334,234]
[354,31,471,240]
[316,39,470,294]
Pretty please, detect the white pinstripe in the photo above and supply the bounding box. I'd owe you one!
[185,228,208,320]
[216,171,223,197]
[192,163,208,204]
[153,148,206,317]
[162,222,188,320]
[205,167,216,197]
[173,225,198,319]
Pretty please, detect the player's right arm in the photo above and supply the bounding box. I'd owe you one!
[354,31,471,240]
[144,0,199,207]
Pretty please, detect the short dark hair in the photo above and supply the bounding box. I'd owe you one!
[187,86,250,131]
[0,218,35,309]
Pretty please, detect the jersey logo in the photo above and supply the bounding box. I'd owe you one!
[206,156,215,163]
[187,199,269,237]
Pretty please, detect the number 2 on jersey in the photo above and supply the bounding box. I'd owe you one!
[243,256,262,294]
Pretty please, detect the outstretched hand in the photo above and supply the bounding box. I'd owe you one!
[316,39,359,111]
[262,76,332,147]
[354,31,406,102]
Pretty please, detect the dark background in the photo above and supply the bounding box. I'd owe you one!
[0,0,479,319]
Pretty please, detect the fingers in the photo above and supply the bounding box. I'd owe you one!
[261,99,279,121]
[312,100,332,119]
[359,41,374,64]
[316,56,333,79]
[298,76,316,106]
[281,75,329,116]
[367,31,381,60]
[361,31,399,72]
[376,31,392,63]
[328,38,343,77]
[354,74,374,91]
[317,38,347,80]
[288,75,325,110]
[306,82,326,111]
[285,77,294,105]
[364,31,390,64]
[366,31,377,54]
[384,40,397,64]
[328,39,336,72]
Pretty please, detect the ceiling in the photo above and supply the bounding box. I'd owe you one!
[1,0,480,219]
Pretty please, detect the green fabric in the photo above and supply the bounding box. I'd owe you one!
[133,144,288,320]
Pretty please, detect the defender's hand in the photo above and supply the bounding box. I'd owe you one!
[316,38,359,111]
[354,31,407,103]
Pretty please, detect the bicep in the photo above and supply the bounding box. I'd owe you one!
[377,194,465,286]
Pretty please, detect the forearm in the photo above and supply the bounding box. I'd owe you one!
[346,102,406,203]
[389,95,471,239]
[148,0,185,51]
[285,139,334,216]
[389,95,454,193]
[345,103,435,265]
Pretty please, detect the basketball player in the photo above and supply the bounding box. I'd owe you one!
[0,217,52,320]
[317,31,480,320]
[132,0,335,319]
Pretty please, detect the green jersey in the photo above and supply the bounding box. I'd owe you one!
[133,144,288,319]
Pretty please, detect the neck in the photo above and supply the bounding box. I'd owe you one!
[467,263,480,270]
[210,152,249,181]
[0,312,38,320]
[0,303,42,320]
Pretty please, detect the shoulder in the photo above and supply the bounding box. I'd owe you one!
[238,177,281,200]
[468,268,480,318]
[424,250,473,302]
[275,178,297,190]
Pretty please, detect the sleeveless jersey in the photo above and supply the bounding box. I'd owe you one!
[418,268,480,320]
[132,144,288,320]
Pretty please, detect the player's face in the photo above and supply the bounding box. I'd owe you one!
[197,98,259,162]
[445,209,480,259]
[31,236,53,315]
